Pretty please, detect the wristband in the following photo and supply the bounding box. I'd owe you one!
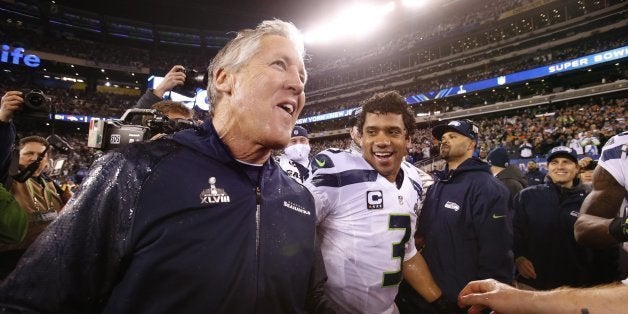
[608,216,628,242]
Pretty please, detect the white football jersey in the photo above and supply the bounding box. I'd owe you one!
[599,131,628,192]
[305,149,425,314]
[276,154,309,184]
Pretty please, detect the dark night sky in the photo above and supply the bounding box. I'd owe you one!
[57,0,362,32]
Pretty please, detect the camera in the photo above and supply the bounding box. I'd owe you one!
[172,67,208,98]
[87,108,196,151]
[46,134,73,154]
[20,89,52,117]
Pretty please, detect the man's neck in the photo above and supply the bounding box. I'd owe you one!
[447,157,468,171]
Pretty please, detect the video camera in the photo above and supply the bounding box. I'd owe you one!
[19,89,52,118]
[172,67,208,98]
[87,108,196,151]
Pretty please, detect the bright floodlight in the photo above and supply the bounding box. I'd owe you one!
[401,0,427,7]
[305,1,396,45]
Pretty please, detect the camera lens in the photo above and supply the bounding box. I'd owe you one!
[24,90,46,109]
[173,68,208,98]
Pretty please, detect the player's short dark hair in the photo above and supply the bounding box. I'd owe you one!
[356,91,416,138]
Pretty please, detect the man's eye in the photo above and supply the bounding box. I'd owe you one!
[272,60,286,69]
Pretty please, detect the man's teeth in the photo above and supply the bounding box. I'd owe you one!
[375,152,392,157]
[279,103,294,114]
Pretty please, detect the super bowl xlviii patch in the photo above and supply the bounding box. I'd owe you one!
[367,190,384,210]
[200,177,231,204]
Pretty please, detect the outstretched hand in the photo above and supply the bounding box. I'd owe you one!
[458,279,530,314]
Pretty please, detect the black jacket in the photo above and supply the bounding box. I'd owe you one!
[418,157,514,302]
[0,120,334,313]
[513,180,619,290]
[495,164,527,198]
[524,169,546,186]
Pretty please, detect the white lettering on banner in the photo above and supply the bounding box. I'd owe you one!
[548,58,588,73]
[1,44,41,67]
[593,48,627,63]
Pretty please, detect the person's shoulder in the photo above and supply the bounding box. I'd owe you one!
[602,131,628,149]
[599,132,628,163]
[518,182,549,196]
[311,147,365,173]
[97,139,181,172]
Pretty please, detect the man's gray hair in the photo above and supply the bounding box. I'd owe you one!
[207,19,306,114]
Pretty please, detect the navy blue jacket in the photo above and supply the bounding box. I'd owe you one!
[0,120,328,313]
[524,169,546,186]
[418,157,514,302]
[513,180,619,290]
[0,121,16,186]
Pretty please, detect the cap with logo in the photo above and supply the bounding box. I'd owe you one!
[292,126,308,138]
[487,147,510,167]
[546,146,578,163]
[432,119,479,141]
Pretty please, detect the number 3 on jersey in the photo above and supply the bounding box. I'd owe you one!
[382,214,411,287]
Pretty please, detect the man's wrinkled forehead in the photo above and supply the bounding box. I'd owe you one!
[20,142,46,152]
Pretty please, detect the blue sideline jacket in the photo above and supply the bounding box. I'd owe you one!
[0,120,326,313]
[513,180,619,289]
[418,157,514,302]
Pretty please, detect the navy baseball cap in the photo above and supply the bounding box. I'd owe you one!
[487,147,510,167]
[546,146,578,163]
[432,119,479,141]
[292,126,308,138]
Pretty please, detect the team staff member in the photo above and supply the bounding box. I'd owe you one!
[0,91,71,279]
[458,132,628,314]
[277,125,311,183]
[513,146,618,290]
[417,120,513,306]
[0,20,335,313]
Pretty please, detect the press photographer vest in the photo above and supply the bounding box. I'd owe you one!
[0,176,64,252]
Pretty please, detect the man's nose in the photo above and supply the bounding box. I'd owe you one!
[286,70,304,95]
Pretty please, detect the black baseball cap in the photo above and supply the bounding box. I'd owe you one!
[547,146,578,163]
[432,119,479,141]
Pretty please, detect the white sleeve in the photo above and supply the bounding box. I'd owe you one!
[304,173,339,226]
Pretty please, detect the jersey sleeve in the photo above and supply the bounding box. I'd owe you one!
[304,151,340,225]
[599,133,628,189]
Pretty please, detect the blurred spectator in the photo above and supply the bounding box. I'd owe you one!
[524,160,546,186]
[580,131,601,157]
[519,138,534,159]
[487,147,527,199]
[578,156,598,193]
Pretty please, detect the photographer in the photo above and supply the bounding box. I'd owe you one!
[143,100,195,140]
[136,65,186,109]
[0,90,71,279]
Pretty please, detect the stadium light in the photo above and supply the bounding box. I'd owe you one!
[401,0,427,8]
[304,1,396,45]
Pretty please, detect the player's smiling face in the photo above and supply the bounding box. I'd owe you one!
[360,112,409,182]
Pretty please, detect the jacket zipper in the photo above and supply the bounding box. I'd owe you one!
[255,186,261,257]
